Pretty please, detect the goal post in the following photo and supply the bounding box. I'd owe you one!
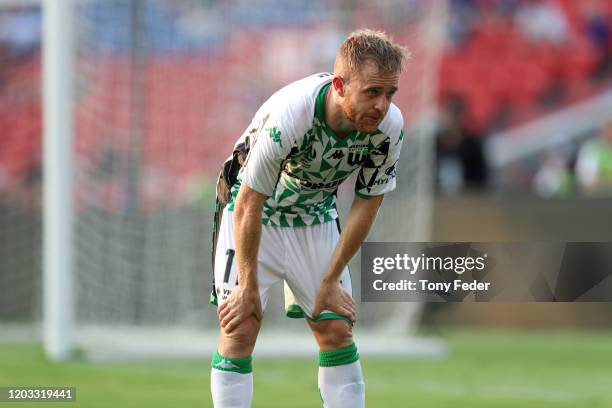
[42,0,75,361]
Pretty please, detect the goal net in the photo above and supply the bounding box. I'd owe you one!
[0,1,43,339]
[2,0,447,360]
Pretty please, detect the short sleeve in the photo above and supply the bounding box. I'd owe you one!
[240,113,295,197]
[355,116,404,199]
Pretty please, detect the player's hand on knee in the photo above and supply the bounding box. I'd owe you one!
[218,285,263,333]
[312,280,356,323]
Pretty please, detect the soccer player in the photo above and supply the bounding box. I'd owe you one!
[210,29,409,407]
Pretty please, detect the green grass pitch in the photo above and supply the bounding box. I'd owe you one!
[1,330,611,407]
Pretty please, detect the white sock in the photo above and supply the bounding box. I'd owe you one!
[211,368,253,408]
[211,352,253,407]
[318,360,365,408]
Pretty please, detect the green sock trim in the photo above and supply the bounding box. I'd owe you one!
[319,342,359,367]
[211,351,252,374]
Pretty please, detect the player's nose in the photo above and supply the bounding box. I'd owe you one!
[373,95,387,114]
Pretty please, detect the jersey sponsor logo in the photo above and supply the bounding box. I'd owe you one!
[285,171,344,189]
[220,287,232,301]
[373,177,390,186]
[269,127,282,147]
[298,178,343,190]
[328,150,345,160]
[385,160,398,177]
[215,359,240,370]
[347,145,369,166]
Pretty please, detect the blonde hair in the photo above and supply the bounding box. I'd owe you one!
[335,29,410,81]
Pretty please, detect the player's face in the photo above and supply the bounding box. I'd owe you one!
[341,61,400,134]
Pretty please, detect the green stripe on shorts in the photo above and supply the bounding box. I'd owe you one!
[285,304,353,325]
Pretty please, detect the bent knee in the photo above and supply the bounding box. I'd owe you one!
[310,319,353,351]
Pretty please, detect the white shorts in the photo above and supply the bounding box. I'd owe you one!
[212,208,353,322]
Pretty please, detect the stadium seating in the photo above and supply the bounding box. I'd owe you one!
[2,0,612,208]
[438,0,612,132]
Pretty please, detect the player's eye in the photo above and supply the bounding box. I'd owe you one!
[366,89,378,96]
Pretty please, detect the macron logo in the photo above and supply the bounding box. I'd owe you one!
[216,359,239,370]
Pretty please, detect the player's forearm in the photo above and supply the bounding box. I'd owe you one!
[233,184,267,289]
[322,195,384,283]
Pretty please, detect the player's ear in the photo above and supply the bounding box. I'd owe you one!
[333,76,346,97]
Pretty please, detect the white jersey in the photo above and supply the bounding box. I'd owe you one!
[227,73,405,227]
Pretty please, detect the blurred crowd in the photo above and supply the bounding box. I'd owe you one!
[435,0,612,195]
[0,6,41,209]
[442,0,612,126]
[1,1,612,205]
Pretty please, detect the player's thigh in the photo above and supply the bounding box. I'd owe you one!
[213,208,283,311]
[283,220,353,318]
